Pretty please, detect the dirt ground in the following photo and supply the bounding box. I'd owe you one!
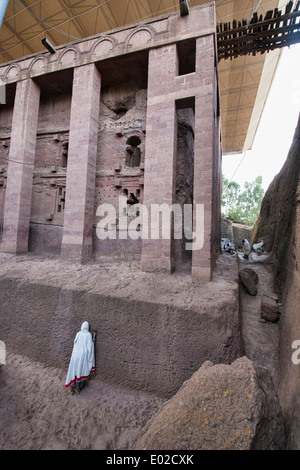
[0,352,166,450]
[0,251,237,311]
[238,251,280,381]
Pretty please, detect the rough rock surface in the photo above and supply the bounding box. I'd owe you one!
[261,295,280,323]
[0,252,241,399]
[251,113,300,294]
[134,356,286,450]
[221,216,234,240]
[243,267,259,285]
[238,253,280,379]
[239,267,259,296]
[250,113,300,448]
[0,252,242,450]
[221,217,252,249]
[232,223,252,249]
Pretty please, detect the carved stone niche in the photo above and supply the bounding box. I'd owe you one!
[61,141,69,168]
[125,135,141,167]
[56,185,66,215]
[122,187,141,214]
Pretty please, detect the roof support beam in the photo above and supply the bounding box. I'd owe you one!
[57,0,89,40]
[17,0,58,49]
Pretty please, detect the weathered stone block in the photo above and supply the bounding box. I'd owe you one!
[239,267,258,296]
[261,295,280,322]
[114,178,122,187]
[134,357,286,450]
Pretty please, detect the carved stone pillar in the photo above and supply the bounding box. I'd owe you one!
[1,79,40,253]
[60,63,101,263]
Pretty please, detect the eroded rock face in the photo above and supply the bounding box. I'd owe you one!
[261,295,280,322]
[239,267,259,296]
[221,218,252,249]
[250,113,300,447]
[134,357,286,450]
[251,113,300,294]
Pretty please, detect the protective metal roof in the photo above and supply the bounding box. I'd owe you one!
[0,0,289,153]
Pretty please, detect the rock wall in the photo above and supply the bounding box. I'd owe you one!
[0,253,241,398]
[221,216,252,248]
[251,113,300,448]
[134,356,286,450]
[251,114,300,294]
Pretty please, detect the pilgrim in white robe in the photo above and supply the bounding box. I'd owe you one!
[65,321,95,390]
[242,239,251,258]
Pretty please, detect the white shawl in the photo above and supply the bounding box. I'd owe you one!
[65,321,95,388]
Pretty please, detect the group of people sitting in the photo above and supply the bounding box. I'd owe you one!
[221,237,264,259]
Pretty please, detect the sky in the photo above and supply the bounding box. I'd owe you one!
[222,42,300,192]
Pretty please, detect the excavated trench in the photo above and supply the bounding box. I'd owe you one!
[238,252,280,381]
[0,247,287,450]
[0,251,242,450]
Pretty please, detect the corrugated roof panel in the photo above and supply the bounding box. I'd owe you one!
[0,0,287,153]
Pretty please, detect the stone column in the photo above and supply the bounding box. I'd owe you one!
[61,63,101,263]
[192,35,217,281]
[141,45,178,273]
[141,35,219,280]
[1,79,40,253]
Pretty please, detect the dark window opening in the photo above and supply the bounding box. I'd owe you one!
[125,136,141,167]
[174,99,195,270]
[177,39,196,76]
[114,108,128,120]
[127,192,139,206]
[57,187,66,213]
[61,142,68,168]
[122,188,140,218]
